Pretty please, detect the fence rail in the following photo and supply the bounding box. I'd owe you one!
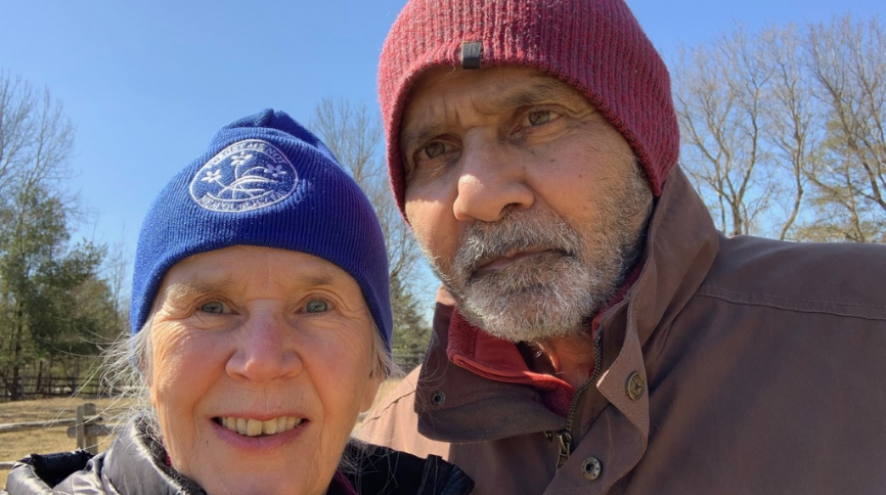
[0,403,113,469]
[0,418,78,434]
[0,368,109,403]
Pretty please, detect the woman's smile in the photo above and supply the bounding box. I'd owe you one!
[216,416,305,437]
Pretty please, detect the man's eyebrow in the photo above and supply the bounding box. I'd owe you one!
[497,78,578,108]
[400,127,439,155]
[400,78,580,151]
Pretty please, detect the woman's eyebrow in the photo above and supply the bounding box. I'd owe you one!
[300,274,336,288]
[163,272,343,303]
[162,279,235,303]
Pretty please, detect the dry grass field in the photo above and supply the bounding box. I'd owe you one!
[0,397,132,489]
[0,379,402,490]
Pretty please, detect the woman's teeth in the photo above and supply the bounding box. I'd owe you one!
[218,417,304,437]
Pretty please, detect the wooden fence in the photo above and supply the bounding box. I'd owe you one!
[0,370,110,403]
[0,403,114,469]
[1,352,424,403]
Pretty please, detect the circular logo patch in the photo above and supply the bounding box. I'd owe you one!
[189,140,298,213]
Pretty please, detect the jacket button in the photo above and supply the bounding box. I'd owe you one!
[581,457,602,481]
[431,391,446,406]
[626,372,645,401]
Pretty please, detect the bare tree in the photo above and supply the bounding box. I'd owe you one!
[759,25,821,241]
[102,235,132,335]
[674,16,885,243]
[802,16,886,242]
[674,28,778,237]
[0,71,75,201]
[310,98,432,361]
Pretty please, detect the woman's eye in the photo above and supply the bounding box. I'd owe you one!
[199,301,227,314]
[526,110,553,126]
[305,300,329,313]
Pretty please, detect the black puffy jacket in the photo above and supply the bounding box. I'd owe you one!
[3,419,472,495]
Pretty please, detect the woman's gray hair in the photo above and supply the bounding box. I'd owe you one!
[101,317,401,442]
[100,320,158,437]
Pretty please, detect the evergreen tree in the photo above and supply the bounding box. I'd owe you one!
[0,71,122,400]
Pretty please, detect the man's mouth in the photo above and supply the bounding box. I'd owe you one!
[215,416,305,437]
[474,247,565,272]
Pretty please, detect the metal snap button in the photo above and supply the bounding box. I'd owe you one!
[581,457,602,481]
[626,372,645,401]
[431,390,446,406]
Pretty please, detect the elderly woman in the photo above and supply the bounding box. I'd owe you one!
[3,110,472,495]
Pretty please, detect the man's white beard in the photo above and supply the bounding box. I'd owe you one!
[428,208,630,343]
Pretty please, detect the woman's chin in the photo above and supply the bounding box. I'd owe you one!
[198,477,328,495]
[188,462,331,495]
[173,421,337,495]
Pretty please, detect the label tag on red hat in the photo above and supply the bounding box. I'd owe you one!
[461,41,482,69]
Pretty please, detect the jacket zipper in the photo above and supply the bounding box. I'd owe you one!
[556,330,604,469]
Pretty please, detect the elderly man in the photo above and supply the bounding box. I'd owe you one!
[359,0,886,494]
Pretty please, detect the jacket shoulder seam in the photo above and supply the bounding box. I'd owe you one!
[696,284,886,320]
[362,386,418,423]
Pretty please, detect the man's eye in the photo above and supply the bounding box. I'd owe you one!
[199,301,228,314]
[526,110,552,126]
[421,142,448,159]
[305,300,329,313]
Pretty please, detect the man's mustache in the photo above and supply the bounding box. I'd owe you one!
[452,212,583,278]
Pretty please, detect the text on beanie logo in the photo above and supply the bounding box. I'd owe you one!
[189,139,298,213]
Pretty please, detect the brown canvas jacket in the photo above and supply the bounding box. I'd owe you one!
[359,166,886,495]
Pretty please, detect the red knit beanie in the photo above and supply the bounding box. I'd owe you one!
[379,0,680,212]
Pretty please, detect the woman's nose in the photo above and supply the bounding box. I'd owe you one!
[225,313,302,383]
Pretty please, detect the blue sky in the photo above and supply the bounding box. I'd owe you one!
[1,0,882,309]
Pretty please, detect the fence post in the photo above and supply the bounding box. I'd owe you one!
[75,403,99,454]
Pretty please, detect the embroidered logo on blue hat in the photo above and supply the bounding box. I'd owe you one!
[189,139,298,213]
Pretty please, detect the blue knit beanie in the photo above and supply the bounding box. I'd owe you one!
[130,109,393,352]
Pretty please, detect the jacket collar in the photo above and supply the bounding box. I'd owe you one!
[415,166,719,446]
[626,166,720,350]
[103,419,206,495]
[590,166,719,439]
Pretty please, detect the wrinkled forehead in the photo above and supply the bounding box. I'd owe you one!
[151,245,362,307]
[407,65,584,107]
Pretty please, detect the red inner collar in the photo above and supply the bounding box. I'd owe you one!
[446,310,577,415]
[444,264,642,416]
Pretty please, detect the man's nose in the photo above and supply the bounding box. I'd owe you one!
[226,313,302,383]
[452,133,534,223]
